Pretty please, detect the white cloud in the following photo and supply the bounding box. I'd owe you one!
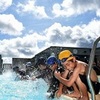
[0,0,12,12]
[1,19,100,63]
[52,0,100,17]
[44,19,100,47]
[0,14,24,36]
[0,0,100,64]
[82,20,100,39]
[96,9,100,17]
[44,22,77,47]
[0,32,46,63]
[16,0,48,19]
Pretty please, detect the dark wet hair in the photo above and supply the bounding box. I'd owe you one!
[13,66,19,72]
[36,57,46,66]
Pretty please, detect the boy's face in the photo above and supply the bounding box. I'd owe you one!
[38,64,46,70]
[62,59,75,71]
[49,63,57,71]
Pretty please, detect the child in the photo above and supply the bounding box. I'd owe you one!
[46,56,64,99]
[54,50,100,100]
[34,57,52,84]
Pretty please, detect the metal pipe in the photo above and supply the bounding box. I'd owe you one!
[87,37,100,100]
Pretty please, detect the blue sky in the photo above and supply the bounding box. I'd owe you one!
[0,0,100,63]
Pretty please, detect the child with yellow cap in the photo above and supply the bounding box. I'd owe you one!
[54,50,100,100]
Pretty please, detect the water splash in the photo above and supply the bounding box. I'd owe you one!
[0,71,79,100]
[0,71,49,100]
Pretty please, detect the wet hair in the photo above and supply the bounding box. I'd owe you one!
[37,57,46,66]
[13,66,19,72]
[19,70,26,76]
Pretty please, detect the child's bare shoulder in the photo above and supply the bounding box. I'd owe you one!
[77,60,87,66]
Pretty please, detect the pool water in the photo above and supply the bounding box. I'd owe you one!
[1,71,99,100]
[0,71,49,100]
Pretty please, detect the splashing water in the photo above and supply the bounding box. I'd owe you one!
[0,71,49,100]
[0,71,78,100]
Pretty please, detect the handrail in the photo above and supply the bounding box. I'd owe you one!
[87,37,100,100]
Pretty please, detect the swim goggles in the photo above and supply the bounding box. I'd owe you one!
[48,62,55,68]
[60,55,73,63]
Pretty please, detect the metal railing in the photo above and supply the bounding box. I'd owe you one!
[87,37,100,100]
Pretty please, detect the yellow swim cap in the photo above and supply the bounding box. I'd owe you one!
[58,50,73,61]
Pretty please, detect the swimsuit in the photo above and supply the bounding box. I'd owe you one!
[79,74,100,94]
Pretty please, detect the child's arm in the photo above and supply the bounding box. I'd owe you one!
[56,69,69,98]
